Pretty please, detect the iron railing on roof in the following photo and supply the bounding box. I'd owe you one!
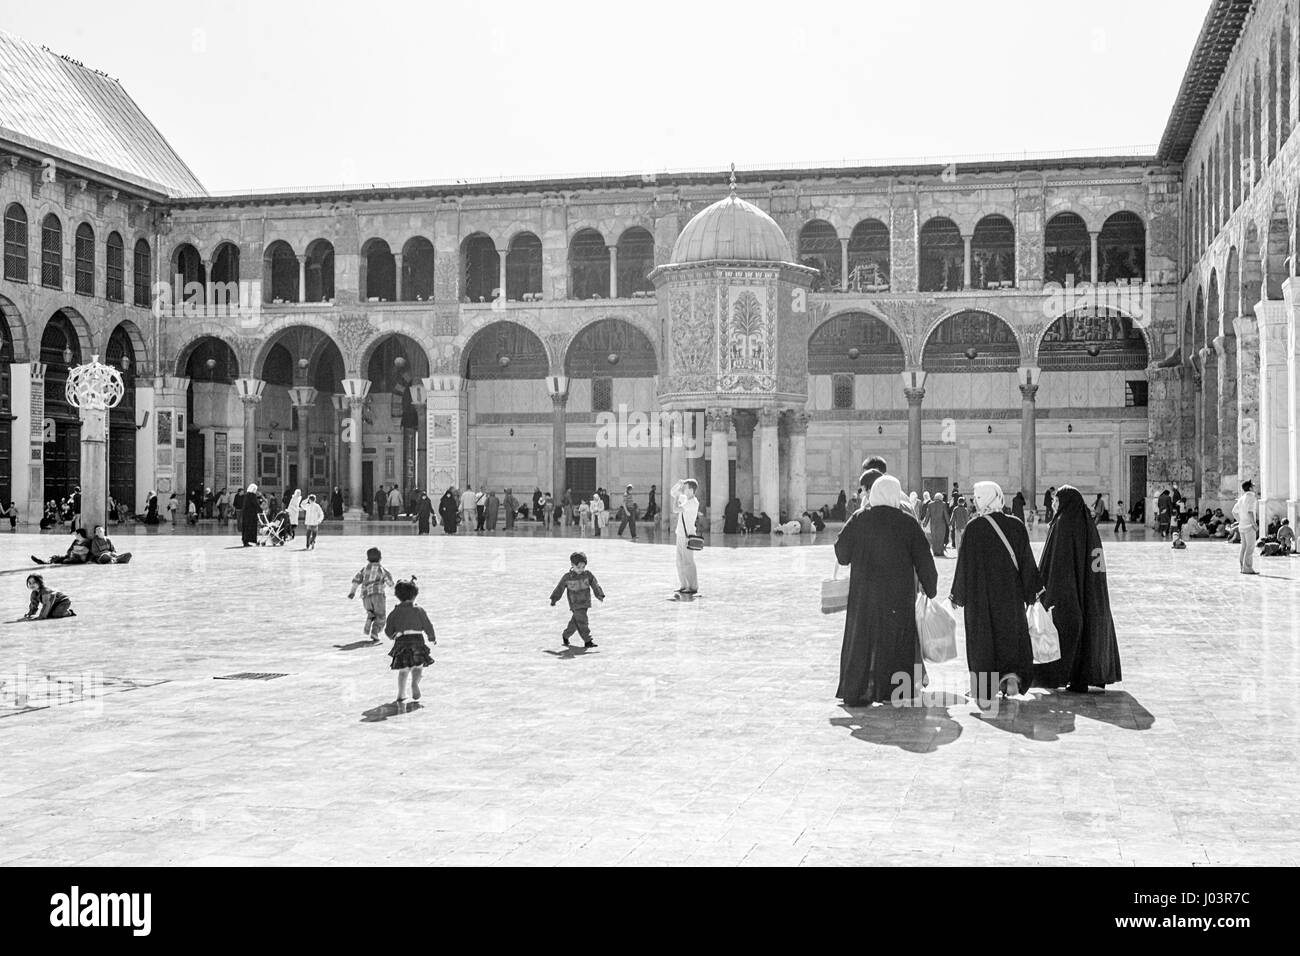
[191,145,1161,198]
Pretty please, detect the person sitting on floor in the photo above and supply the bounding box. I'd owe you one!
[32,529,91,565]
[1277,519,1296,555]
[89,525,133,564]
[1184,515,1209,538]
[1171,531,1187,550]
[755,512,773,534]
[22,574,76,620]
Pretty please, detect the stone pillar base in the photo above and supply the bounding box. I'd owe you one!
[343,507,367,522]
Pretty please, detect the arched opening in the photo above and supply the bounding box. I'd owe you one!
[1264,194,1289,298]
[4,202,28,282]
[1039,309,1150,370]
[401,236,435,301]
[1225,247,1241,321]
[180,336,240,510]
[1253,61,1263,181]
[616,227,655,298]
[1098,212,1146,282]
[798,220,841,292]
[922,310,1019,371]
[304,239,334,302]
[1183,302,1193,358]
[506,232,543,301]
[364,334,430,505]
[846,219,889,292]
[1268,34,1279,163]
[1283,19,1293,143]
[174,242,206,306]
[970,214,1015,289]
[41,310,84,504]
[1203,270,1221,497]
[41,214,62,289]
[461,233,499,303]
[105,324,139,512]
[569,229,609,299]
[1193,286,1205,360]
[808,312,905,416]
[564,318,658,380]
[361,238,396,302]
[263,240,298,304]
[1242,221,1263,309]
[1044,212,1090,285]
[918,217,964,292]
[0,303,14,506]
[133,238,152,308]
[210,241,239,310]
[106,232,125,303]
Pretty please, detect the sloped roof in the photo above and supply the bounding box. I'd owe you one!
[0,29,205,198]
[1156,0,1254,163]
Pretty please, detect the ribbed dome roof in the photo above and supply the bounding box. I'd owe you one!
[670,189,793,264]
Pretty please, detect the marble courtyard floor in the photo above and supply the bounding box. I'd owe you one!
[1,525,1296,866]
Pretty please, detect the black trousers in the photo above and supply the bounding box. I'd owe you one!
[476,506,486,530]
[562,607,591,641]
[306,527,318,549]
[617,514,637,539]
[1114,516,1126,533]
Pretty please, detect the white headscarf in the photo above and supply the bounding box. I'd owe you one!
[973,481,1004,515]
[247,483,258,493]
[868,474,904,510]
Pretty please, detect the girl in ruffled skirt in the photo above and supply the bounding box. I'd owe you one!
[384,577,436,709]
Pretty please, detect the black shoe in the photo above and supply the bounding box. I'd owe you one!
[1066,683,1088,693]
[30,555,45,564]
[584,641,597,648]
[685,589,698,595]
[562,636,571,647]
[116,553,132,564]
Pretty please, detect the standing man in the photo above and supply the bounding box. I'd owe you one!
[373,485,386,519]
[670,478,699,598]
[1114,501,1127,534]
[617,484,639,540]
[645,485,658,522]
[388,484,403,520]
[1233,480,1260,575]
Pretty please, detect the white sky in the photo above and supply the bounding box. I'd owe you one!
[4,0,1208,192]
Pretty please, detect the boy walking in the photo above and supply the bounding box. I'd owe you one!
[348,546,395,642]
[303,493,325,549]
[549,551,605,648]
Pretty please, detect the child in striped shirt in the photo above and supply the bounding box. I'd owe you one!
[348,546,394,643]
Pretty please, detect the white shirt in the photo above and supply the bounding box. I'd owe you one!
[1233,490,1258,529]
[676,494,699,539]
[303,502,325,526]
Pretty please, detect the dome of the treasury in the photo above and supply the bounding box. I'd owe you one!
[669,185,793,264]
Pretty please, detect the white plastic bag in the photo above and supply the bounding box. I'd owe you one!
[1027,602,1061,664]
[915,594,957,663]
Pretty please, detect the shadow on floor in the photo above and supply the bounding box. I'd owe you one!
[830,699,964,753]
[334,640,378,651]
[361,700,422,722]
[974,689,1154,741]
[543,646,597,660]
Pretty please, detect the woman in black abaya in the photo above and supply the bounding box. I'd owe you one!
[950,481,1044,704]
[1032,485,1123,693]
[834,472,938,707]
[416,493,434,535]
[438,487,459,534]
[330,486,344,519]
[239,482,261,546]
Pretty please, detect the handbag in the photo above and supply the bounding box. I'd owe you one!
[820,562,849,614]
[684,511,704,550]
[983,514,1059,662]
[915,594,957,663]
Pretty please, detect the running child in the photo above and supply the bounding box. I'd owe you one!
[385,576,436,710]
[348,546,394,643]
[549,550,605,648]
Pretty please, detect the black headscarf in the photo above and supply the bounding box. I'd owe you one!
[1032,485,1122,689]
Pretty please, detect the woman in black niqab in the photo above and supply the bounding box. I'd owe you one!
[1032,485,1122,692]
[239,483,260,546]
[438,487,459,534]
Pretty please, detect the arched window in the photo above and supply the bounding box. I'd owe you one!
[846,219,889,292]
[3,203,27,282]
[506,232,542,301]
[361,238,395,301]
[1044,212,1090,285]
[970,214,1015,289]
[41,214,63,289]
[462,234,499,302]
[401,236,435,301]
[304,239,334,302]
[616,227,655,297]
[106,232,124,302]
[133,239,152,307]
[1098,212,1145,282]
[175,243,206,305]
[918,217,963,292]
[798,220,841,292]
[569,229,609,299]
[74,223,94,296]
[264,240,297,303]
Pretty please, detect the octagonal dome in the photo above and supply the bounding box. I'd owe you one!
[670,189,793,264]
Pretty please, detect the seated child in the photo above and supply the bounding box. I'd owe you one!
[1171,531,1187,550]
[22,574,76,619]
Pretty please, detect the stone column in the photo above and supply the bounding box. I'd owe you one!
[203,258,213,312]
[331,393,349,497]
[497,246,508,303]
[340,378,371,518]
[9,362,42,523]
[778,412,791,519]
[962,235,972,289]
[392,252,403,302]
[706,407,731,533]
[423,374,468,493]
[1216,329,1239,498]
[233,378,265,489]
[787,411,809,518]
[1018,365,1040,507]
[733,409,756,509]
[1235,316,1260,489]
[684,408,705,484]
[1199,345,1220,504]
[1089,232,1099,284]
[76,403,108,533]
[546,375,569,510]
[289,386,318,494]
[757,406,780,523]
[839,237,850,291]
[1256,299,1290,520]
[298,256,306,303]
[608,244,618,299]
[901,369,927,495]
[1288,292,1300,526]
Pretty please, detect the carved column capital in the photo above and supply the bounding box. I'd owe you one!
[705,407,732,433]
[731,408,757,438]
[903,386,926,406]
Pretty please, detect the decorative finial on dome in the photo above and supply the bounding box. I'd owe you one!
[729,163,737,194]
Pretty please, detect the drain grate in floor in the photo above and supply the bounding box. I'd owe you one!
[214,672,289,681]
